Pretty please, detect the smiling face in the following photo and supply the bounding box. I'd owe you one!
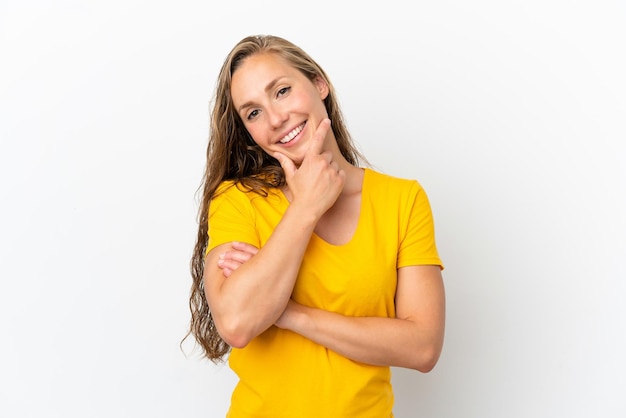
[230,52,331,165]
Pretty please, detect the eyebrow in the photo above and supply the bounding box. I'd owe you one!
[237,76,284,114]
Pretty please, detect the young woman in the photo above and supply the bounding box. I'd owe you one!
[187,34,445,417]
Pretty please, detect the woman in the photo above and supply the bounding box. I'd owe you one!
[187,34,445,417]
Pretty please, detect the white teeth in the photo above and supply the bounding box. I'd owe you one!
[280,123,304,144]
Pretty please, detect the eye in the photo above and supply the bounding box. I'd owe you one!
[246,109,260,120]
[277,86,290,97]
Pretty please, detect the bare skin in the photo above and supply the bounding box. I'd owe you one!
[218,241,445,371]
[204,52,445,370]
[203,118,348,348]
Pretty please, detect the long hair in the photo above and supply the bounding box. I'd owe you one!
[185,34,367,362]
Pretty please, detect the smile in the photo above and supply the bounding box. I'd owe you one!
[279,122,305,144]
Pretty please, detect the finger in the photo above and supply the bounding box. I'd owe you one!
[322,151,334,165]
[231,241,259,256]
[221,250,253,264]
[306,118,331,157]
[220,249,254,263]
[217,257,245,271]
[274,151,296,179]
[222,267,233,278]
[337,167,346,181]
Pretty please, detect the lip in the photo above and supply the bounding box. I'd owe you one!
[277,121,306,147]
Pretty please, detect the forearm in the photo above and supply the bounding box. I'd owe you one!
[205,204,318,347]
[280,302,444,372]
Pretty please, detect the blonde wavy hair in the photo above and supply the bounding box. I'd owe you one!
[185,34,367,361]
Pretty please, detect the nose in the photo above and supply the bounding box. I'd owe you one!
[266,103,288,128]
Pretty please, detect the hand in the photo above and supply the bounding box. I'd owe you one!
[217,241,259,277]
[274,299,302,330]
[273,119,346,218]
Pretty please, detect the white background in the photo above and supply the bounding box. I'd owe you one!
[1,1,625,417]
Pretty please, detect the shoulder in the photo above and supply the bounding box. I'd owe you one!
[214,180,252,198]
[365,168,423,197]
[209,181,255,214]
[211,179,283,213]
[215,180,237,196]
[214,180,275,200]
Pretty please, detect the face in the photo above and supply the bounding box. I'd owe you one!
[230,52,330,165]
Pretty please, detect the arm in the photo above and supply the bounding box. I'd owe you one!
[217,250,446,371]
[203,119,345,348]
[275,265,445,372]
[204,211,315,349]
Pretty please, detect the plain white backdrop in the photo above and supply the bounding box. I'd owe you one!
[1,1,625,417]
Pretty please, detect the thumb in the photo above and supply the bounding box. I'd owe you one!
[274,152,296,179]
[306,118,331,157]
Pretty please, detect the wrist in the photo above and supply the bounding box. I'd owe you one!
[276,300,310,332]
[283,202,321,230]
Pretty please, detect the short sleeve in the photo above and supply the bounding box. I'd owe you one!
[397,181,444,269]
[205,182,261,255]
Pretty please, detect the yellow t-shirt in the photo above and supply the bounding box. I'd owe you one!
[206,168,443,418]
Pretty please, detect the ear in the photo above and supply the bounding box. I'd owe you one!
[313,75,329,100]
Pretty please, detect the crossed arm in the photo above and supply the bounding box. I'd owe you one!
[203,118,445,371]
[213,242,446,372]
[203,119,347,349]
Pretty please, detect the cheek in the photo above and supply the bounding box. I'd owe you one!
[303,93,328,117]
[245,126,272,153]
[244,124,262,144]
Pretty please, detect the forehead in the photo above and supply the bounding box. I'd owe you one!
[234,52,296,80]
[230,53,304,105]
